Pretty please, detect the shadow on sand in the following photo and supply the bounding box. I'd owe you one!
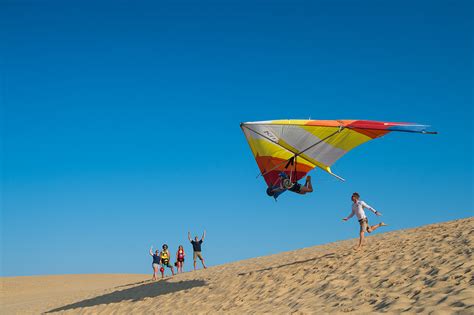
[237,252,336,276]
[47,278,206,313]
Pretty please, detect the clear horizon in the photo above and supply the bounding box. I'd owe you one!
[2,0,473,276]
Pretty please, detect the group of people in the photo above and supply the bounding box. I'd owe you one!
[149,191,387,280]
[149,231,207,280]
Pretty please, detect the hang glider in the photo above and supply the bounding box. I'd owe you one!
[240,119,436,198]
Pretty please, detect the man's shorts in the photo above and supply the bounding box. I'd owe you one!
[161,260,172,268]
[289,182,302,193]
[152,263,159,269]
[358,218,370,232]
[193,251,203,261]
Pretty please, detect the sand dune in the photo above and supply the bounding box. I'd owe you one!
[2,217,473,314]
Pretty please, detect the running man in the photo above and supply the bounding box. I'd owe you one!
[342,192,387,251]
[188,231,207,270]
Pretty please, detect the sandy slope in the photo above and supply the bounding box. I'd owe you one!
[2,217,473,314]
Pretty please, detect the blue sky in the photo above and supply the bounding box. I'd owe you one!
[1,0,472,276]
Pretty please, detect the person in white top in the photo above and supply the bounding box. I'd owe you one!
[343,192,387,250]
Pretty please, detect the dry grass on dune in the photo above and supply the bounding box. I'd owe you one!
[1,217,473,314]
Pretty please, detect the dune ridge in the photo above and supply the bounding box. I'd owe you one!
[2,217,473,314]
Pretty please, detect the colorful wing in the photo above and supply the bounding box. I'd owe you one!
[241,119,436,186]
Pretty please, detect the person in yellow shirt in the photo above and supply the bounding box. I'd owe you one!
[159,244,175,278]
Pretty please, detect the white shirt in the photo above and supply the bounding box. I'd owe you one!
[347,200,377,220]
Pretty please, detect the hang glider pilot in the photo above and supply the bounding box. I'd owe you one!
[266,172,313,197]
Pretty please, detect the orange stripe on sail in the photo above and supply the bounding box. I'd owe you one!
[255,155,314,186]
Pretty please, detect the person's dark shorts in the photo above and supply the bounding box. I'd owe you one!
[161,260,172,268]
[289,182,301,193]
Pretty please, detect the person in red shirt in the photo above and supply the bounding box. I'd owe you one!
[175,245,185,273]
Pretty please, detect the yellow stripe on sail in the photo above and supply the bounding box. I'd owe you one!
[276,138,330,173]
[300,126,372,151]
[246,138,315,168]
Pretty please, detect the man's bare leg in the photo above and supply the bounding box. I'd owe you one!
[194,260,197,270]
[201,259,207,269]
[298,176,313,194]
[354,231,365,250]
[305,176,313,192]
[367,222,387,233]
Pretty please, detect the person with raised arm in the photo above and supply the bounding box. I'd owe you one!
[188,230,207,270]
[149,246,160,280]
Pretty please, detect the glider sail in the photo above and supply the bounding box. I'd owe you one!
[241,119,436,187]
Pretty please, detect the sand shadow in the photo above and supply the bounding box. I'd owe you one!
[237,252,336,276]
[46,278,206,313]
[113,279,150,289]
